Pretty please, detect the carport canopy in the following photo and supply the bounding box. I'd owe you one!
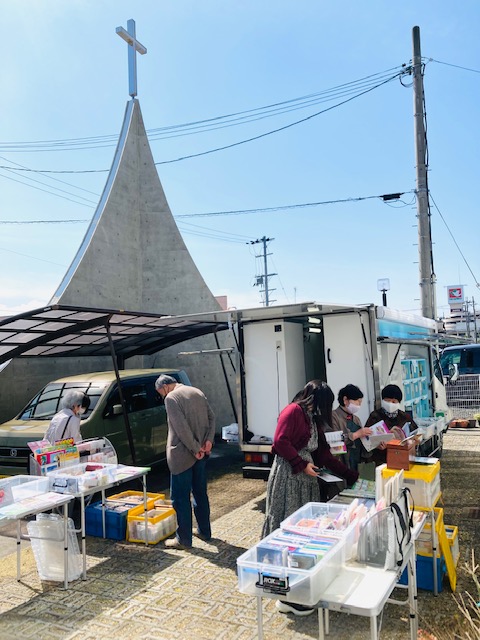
[0,304,229,365]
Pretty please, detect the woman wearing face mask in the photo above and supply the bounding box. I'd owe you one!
[364,384,418,465]
[331,384,373,470]
[45,390,91,444]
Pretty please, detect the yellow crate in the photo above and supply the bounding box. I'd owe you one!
[445,525,460,566]
[382,462,441,508]
[106,490,164,509]
[416,507,444,557]
[127,504,177,545]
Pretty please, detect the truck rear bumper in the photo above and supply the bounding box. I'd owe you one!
[242,465,271,480]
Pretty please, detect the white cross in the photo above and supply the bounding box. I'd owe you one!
[116,19,147,98]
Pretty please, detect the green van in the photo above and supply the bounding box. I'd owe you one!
[0,368,191,476]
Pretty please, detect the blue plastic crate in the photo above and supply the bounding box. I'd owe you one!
[398,554,446,592]
[85,501,130,540]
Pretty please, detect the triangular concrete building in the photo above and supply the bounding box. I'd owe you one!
[0,98,234,427]
[51,99,220,316]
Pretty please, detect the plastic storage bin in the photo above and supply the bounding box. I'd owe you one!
[237,526,355,607]
[280,502,354,539]
[106,490,164,507]
[382,462,441,508]
[398,554,446,592]
[415,507,444,557]
[127,504,177,544]
[445,525,459,566]
[27,513,82,582]
[85,501,131,540]
[0,475,50,504]
[48,462,118,494]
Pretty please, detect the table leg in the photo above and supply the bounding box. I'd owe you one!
[325,608,329,635]
[101,489,106,538]
[370,615,378,640]
[16,520,21,581]
[81,494,87,580]
[63,501,69,590]
[256,596,264,640]
[408,551,418,639]
[142,474,148,546]
[318,608,325,640]
[430,509,438,596]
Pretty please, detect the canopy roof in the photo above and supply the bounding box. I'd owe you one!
[0,305,229,365]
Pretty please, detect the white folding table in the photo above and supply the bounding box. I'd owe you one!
[0,491,73,589]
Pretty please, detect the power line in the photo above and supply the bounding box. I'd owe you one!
[428,58,480,74]
[176,192,409,218]
[0,191,410,225]
[0,68,406,172]
[0,66,406,153]
[429,193,480,288]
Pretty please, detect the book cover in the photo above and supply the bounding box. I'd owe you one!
[361,420,394,452]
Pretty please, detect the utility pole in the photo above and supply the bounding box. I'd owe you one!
[249,236,276,306]
[412,25,437,320]
[473,297,478,343]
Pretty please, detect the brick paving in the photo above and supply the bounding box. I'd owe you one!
[0,427,478,640]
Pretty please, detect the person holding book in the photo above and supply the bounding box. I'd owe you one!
[364,384,418,465]
[262,380,358,616]
[331,384,373,470]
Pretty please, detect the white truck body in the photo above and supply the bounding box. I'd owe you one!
[231,302,448,477]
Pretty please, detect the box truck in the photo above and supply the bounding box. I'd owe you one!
[230,302,449,478]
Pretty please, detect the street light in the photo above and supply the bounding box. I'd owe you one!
[377,278,390,307]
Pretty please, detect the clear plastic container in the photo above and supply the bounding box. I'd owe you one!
[0,475,50,505]
[237,527,354,606]
[27,513,82,582]
[280,502,353,538]
[48,462,118,494]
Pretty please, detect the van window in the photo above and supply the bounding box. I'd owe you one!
[440,347,480,376]
[105,379,157,415]
[18,382,107,420]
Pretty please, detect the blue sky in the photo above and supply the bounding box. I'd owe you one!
[1,1,479,317]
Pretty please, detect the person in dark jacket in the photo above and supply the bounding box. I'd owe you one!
[364,384,418,466]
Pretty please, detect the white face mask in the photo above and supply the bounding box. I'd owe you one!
[77,406,86,416]
[381,400,399,414]
[346,403,360,415]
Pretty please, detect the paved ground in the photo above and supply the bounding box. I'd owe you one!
[0,429,478,640]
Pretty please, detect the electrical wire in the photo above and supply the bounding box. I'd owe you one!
[0,66,407,153]
[176,193,409,218]
[429,193,480,288]
[427,58,480,74]
[0,191,411,225]
[155,72,405,166]
[0,68,407,171]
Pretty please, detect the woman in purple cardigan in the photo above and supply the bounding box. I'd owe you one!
[262,380,358,539]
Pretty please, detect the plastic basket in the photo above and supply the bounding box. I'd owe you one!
[27,513,82,582]
[106,490,164,507]
[127,504,177,545]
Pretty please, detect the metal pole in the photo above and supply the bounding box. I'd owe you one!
[382,290,387,307]
[412,26,436,319]
[105,320,137,464]
[262,237,269,306]
[473,297,478,343]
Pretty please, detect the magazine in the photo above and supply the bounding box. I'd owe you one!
[360,419,394,452]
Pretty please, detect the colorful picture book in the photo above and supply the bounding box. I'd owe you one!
[360,420,395,452]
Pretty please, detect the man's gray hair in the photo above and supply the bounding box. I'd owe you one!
[61,390,86,410]
[155,374,177,391]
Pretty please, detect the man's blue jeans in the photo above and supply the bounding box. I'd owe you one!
[170,456,211,547]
